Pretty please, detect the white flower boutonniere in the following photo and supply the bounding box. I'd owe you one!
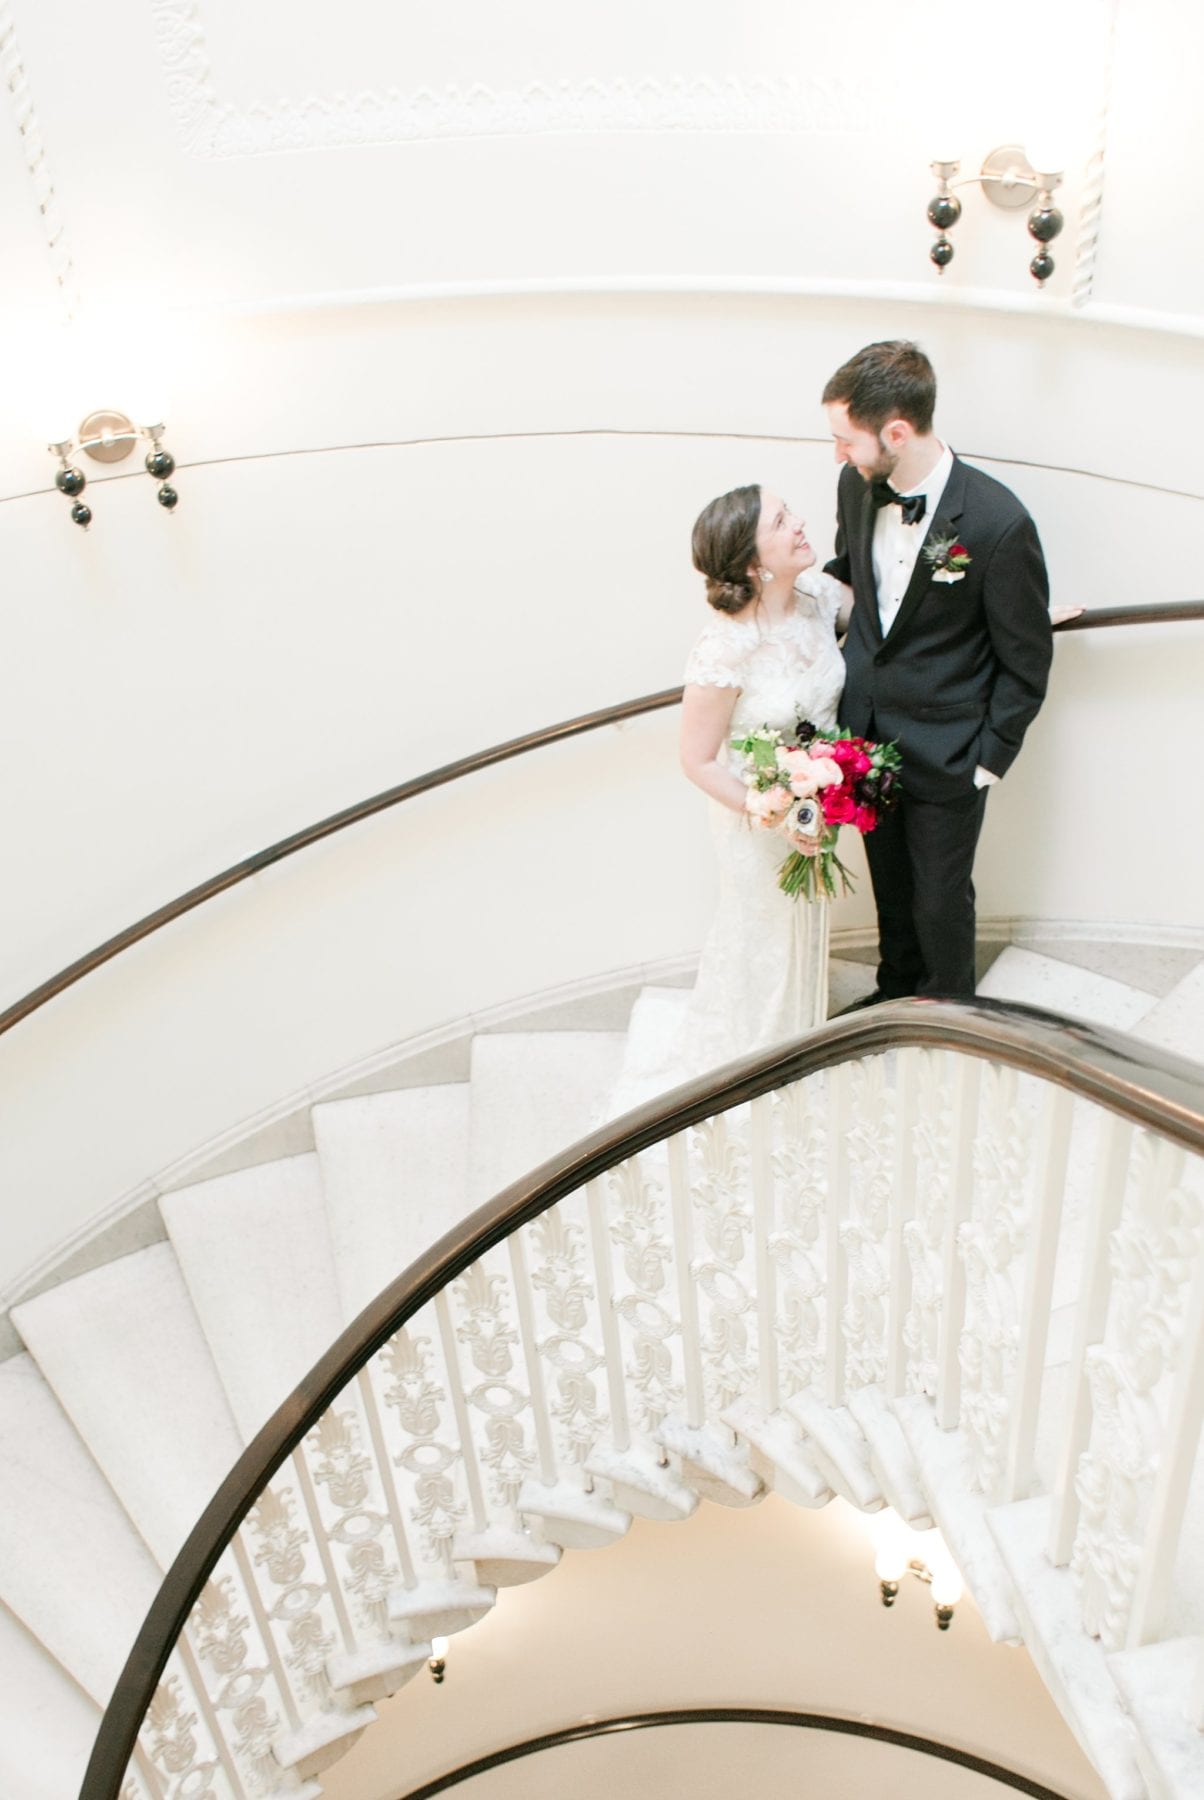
[924,534,971,584]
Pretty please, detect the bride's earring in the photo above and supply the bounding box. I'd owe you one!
[758,568,774,582]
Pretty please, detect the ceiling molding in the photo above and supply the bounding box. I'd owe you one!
[0,1,80,316]
[150,0,857,159]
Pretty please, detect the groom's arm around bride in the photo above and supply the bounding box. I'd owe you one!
[821,339,1053,1002]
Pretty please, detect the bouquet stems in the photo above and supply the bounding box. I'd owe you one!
[778,828,856,901]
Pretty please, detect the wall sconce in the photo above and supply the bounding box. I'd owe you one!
[871,1510,963,1631]
[927,145,1064,287]
[49,411,180,529]
[428,1636,449,1684]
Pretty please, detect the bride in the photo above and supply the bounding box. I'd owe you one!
[675,483,850,1075]
[608,484,850,1116]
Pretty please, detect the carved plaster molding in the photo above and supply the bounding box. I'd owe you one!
[0,2,80,315]
[150,0,854,160]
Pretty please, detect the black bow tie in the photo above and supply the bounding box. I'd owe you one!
[871,481,926,526]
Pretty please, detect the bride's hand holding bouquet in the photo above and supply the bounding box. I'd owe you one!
[736,719,902,901]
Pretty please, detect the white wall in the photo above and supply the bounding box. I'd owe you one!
[0,0,1202,1292]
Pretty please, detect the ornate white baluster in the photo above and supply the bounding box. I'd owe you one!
[1002,1085,1074,1502]
[903,1049,952,1400]
[506,1231,558,1488]
[840,1054,896,1392]
[606,1151,682,1437]
[175,1636,248,1797]
[128,1749,166,1799]
[526,1200,607,1473]
[885,1048,919,1396]
[229,1533,302,1734]
[186,1557,285,1796]
[1126,1191,1204,1647]
[1071,1136,1200,1649]
[442,1276,525,1530]
[958,1059,1028,1494]
[355,1368,419,1590]
[770,1073,827,1399]
[750,1094,778,1414]
[1048,1110,1133,1565]
[380,1309,474,1576]
[241,1478,341,1719]
[586,1174,631,1452]
[690,1111,757,1414]
[936,1053,980,1427]
[137,1654,232,1800]
[667,1129,705,1429]
[824,1062,850,1407]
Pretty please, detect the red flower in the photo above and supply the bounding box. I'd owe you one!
[854,804,879,833]
[822,789,857,825]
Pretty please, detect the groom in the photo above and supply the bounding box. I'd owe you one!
[821,340,1052,1000]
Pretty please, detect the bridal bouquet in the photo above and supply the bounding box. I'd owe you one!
[733,720,902,901]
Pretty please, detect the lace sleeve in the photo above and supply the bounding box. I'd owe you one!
[684,618,745,689]
[795,570,845,629]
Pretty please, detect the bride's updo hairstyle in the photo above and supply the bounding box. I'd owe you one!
[692,484,762,615]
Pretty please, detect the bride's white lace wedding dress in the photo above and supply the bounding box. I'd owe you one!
[608,571,847,1115]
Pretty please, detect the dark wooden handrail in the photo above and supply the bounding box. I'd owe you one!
[81,995,1204,1797]
[395,1707,1076,1800]
[5,599,1202,1044]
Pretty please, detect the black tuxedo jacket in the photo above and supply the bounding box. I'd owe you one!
[824,454,1053,804]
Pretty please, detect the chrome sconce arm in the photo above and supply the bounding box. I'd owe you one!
[49,410,180,529]
[927,145,1065,287]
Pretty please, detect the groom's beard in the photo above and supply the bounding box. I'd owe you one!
[860,437,898,483]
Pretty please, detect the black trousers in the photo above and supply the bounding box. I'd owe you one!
[864,786,989,1000]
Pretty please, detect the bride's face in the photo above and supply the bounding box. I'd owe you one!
[753,491,817,586]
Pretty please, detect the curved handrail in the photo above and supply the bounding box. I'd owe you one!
[7,599,1203,1043]
[80,995,1204,1797]
[395,1707,1077,1800]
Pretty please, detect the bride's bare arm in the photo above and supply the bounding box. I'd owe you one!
[679,683,749,814]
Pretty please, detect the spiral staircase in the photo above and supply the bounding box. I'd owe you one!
[1,931,1203,1800]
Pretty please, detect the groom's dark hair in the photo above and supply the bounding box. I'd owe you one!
[822,340,936,435]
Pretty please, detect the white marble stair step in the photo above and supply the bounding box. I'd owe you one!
[976,946,1154,1033]
[723,1398,833,1509]
[0,1356,161,1705]
[0,1601,102,1800]
[466,1031,627,1206]
[785,1392,885,1511]
[1128,959,1204,1067]
[1109,1638,1204,1800]
[989,1495,1145,1800]
[312,1084,471,1325]
[826,955,879,1015]
[891,1393,1022,1645]
[160,1153,343,1442]
[12,1243,244,1568]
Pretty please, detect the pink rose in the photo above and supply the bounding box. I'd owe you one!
[745,784,794,826]
[854,804,878,833]
[808,756,843,788]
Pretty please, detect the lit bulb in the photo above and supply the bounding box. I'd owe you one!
[430,1636,449,1659]
[930,1555,964,1607]
[1024,139,1068,189]
[870,1509,909,1582]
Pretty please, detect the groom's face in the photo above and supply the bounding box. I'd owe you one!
[825,402,897,482]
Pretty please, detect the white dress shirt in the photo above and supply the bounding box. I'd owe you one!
[872,441,953,636]
[871,442,997,788]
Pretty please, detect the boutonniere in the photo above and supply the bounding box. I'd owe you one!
[924,533,971,583]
